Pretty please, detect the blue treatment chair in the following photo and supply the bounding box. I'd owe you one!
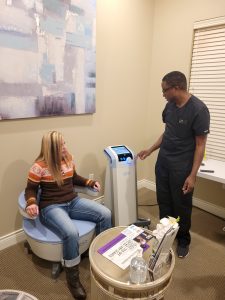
[18,186,98,279]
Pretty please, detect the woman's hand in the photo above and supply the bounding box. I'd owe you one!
[93,181,101,192]
[26,204,39,218]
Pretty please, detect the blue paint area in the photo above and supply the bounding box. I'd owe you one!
[66,17,92,48]
[70,4,84,16]
[39,53,56,84]
[40,15,65,37]
[66,32,86,48]
[70,93,75,111]
[0,31,38,52]
[85,23,92,38]
[78,17,93,39]
[43,0,67,18]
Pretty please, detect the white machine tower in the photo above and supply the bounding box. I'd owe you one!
[104,145,138,226]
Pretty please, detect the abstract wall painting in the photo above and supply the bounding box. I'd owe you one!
[0,0,96,120]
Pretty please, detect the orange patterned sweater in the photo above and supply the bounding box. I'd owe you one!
[25,160,95,210]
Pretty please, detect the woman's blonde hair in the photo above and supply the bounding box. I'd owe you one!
[36,131,72,186]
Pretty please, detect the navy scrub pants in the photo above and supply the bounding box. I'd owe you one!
[155,158,193,247]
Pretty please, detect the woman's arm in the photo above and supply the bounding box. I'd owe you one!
[73,168,97,187]
[24,163,41,217]
[24,179,39,217]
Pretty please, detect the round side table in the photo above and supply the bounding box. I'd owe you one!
[0,290,38,299]
[89,226,175,300]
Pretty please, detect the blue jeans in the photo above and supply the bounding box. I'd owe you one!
[40,197,112,267]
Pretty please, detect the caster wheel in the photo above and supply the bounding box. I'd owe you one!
[24,241,32,255]
[51,263,63,279]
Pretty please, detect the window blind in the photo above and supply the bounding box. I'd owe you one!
[189,20,225,162]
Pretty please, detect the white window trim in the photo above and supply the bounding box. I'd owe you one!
[194,16,225,29]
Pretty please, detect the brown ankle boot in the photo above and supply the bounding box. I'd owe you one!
[65,265,86,299]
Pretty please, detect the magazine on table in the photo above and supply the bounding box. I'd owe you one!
[98,224,153,270]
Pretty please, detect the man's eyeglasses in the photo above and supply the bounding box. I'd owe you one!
[162,86,173,93]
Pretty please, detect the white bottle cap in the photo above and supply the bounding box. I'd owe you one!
[136,247,143,257]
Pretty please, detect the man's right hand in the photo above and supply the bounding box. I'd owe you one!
[137,149,151,160]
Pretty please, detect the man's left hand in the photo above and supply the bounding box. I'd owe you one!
[182,175,196,194]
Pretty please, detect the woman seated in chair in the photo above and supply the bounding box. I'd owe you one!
[25,130,112,300]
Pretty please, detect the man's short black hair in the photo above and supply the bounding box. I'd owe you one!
[162,71,187,90]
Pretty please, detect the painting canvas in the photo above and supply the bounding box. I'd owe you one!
[0,0,96,120]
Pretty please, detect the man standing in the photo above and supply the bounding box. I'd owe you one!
[138,71,210,258]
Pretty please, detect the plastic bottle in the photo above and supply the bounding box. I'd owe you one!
[129,247,148,284]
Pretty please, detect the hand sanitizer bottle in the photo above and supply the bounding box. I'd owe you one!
[130,247,148,284]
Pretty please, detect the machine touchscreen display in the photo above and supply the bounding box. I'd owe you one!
[111,146,133,161]
[111,146,130,155]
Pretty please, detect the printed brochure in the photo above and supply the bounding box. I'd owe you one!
[98,225,153,269]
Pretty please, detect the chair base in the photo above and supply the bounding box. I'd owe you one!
[23,219,96,279]
[24,227,95,260]
[24,240,63,279]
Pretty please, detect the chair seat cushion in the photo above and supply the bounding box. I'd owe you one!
[23,218,96,244]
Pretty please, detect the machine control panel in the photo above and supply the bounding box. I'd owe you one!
[111,145,133,162]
